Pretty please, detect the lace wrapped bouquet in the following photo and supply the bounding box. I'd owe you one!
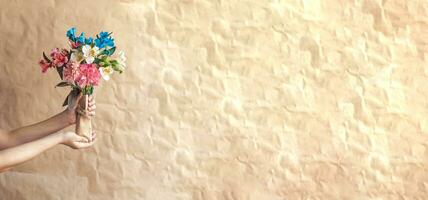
[38,27,126,139]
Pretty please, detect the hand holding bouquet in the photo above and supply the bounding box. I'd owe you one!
[39,27,126,139]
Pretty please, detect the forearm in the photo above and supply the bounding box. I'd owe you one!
[0,132,65,171]
[4,110,73,149]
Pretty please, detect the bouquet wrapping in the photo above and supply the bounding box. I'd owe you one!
[75,95,92,139]
[39,28,126,139]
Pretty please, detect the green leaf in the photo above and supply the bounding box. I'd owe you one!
[63,88,81,106]
[94,57,101,64]
[56,81,70,87]
[43,52,51,62]
[81,86,94,95]
[67,50,71,61]
[62,93,70,106]
[111,65,123,73]
[56,67,64,80]
[82,86,88,95]
[72,88,79,95]
[102,47,116,56]
[108,47,116,56]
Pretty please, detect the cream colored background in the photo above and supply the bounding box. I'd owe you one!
[0,0,428,199]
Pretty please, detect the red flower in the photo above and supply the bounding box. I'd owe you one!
[39,59,51,73]
[69,40,81,49]
[50,48,69,67]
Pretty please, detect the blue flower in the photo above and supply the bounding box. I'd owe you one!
[85,37,93,45]
[77,32,85,43]
[99,31,109,38]
[95,31,115,48]
[104,37,115,47]
[67,28,113,47]
[66,27,76,41]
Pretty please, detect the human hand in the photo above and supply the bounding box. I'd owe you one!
[61,131,96,149]
[65,92,96,124]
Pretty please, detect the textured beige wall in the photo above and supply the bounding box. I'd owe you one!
[0,0,428,199]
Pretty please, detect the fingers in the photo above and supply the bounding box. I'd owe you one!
[76,132,96,143]
[87,95,96,117]
[72,141,94,149]
[76,96,95,117]
[73,134,90,143]
[78,139,96,148]
[73,132,97,149]
[76,109,95,118]
[88,96,95,106]
[91,132,97,142]
[87,104,96,114]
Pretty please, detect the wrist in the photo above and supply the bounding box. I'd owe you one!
[63,109,76,125]
[60,132,72,144]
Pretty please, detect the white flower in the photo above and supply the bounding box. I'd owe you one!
[114,50,126,71]
[70,51,84,63]
[82,45,99,64]
[99,66,114,81]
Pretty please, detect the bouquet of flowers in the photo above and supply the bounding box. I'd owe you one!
[39,27,126,139]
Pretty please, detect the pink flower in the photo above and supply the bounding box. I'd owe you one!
[63,61,80,83]
[50,48,69,67]
[75,63,101,88]
[39,59,51,73]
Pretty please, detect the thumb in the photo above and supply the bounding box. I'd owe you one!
[67,90,82,110]
[78,91,84,100]
[74,92,83,105]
